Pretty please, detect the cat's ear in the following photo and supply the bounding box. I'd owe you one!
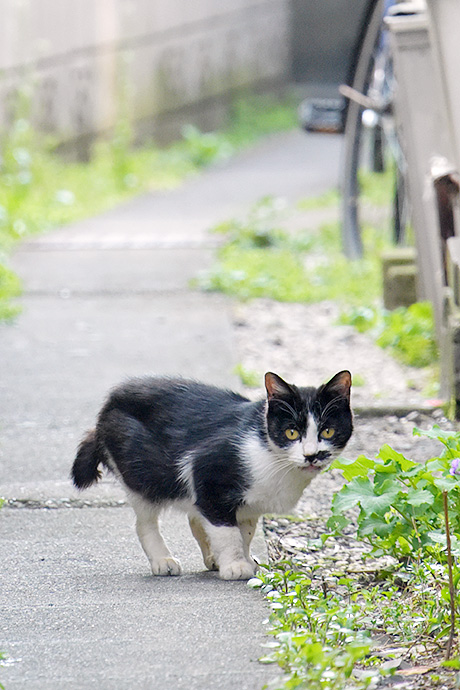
[322,370,352,400]
[265,372,294,400]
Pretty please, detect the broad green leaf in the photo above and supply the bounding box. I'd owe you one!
[374,463,398,475]
[414,425,459,444]
[333,477,400,516]
[405,488,435,507]
[358,514,393,538]
[396,535,412,554]
[330,454,375,480]
[428,531,447,546]
[326,514,350,534]
[422,458,444,473]
[431,475,458,491]
[377,445,417,471]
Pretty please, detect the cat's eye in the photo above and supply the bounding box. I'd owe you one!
[285,428,300,441]
[320,428,335,439]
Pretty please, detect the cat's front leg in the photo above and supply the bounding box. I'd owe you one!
[204,522,257,581]
[238,517,259,569]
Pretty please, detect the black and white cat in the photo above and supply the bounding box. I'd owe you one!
[72,371,352,580]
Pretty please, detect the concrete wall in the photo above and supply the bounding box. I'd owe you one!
[290,0,373,93]
[0,0,290,146]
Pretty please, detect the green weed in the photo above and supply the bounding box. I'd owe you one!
[377,302,438,368]
[224,94,298,148]
[180,125,233,168]
[358,167,395,207]
[340,302,438,368]
[0,262,21,321]
[329,427,460,564]
[233,363,261,389]
[297,189,341,211]
[250,565,376,690]
[196,197,386,306]
[327,427,460,662]
[0,92,299,321]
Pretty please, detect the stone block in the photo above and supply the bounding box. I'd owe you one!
[382,247,418,310]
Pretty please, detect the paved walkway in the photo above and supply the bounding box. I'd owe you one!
[0,130,342,689]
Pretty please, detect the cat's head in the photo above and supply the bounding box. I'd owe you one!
[264,371,353,472]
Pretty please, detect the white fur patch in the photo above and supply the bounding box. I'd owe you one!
[239,432,316,518]
[126,490,182,575]
[202,521,256,580]
[177,451,196,502]
[302,414,319,457]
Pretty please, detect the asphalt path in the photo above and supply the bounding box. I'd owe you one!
[0,130,342,689]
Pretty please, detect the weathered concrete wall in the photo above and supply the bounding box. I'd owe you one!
[0,0,290,145]
[289,0,372,92]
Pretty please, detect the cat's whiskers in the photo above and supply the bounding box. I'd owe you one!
[263,457,298,483]
[320,395,344,419]
[274,460,306,485]
[272,398,299,422]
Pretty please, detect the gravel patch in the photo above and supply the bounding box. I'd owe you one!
[232,299,433,409]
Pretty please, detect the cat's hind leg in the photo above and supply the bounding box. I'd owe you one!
[188,515,218,571]
[203,521,257,581]
[129,493,181,576]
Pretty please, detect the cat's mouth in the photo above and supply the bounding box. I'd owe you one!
[302,451,331,469]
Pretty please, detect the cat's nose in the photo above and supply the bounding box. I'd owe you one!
[303,454,317,464]
[302,439,318,457]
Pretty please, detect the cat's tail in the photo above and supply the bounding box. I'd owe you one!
[71,429,104,489]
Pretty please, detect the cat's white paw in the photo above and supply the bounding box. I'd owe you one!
[151,556,182,576]
[219,560,256,581]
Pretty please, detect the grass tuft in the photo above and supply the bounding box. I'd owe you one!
[195,197,387,308]
[0,92,299,321]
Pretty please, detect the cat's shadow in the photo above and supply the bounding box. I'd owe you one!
[131,568,252,589]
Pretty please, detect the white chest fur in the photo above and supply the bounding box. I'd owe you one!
[239,433,317,518]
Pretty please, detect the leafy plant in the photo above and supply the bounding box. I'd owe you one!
[224,93,299,148]
[297,189,340,211]
[251,561,457,689]
[252,428,460,690]
[250,565,376,690]
[377,302,437,368]
[212,196,295,250]
[329,426,460,658]
[329,427,460,562]
[339,301,438,368]
[180,125,233,168]
[195,198,386,306]
[0,262,21,321]
[233,363,260,388]
[197,246,315,302]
